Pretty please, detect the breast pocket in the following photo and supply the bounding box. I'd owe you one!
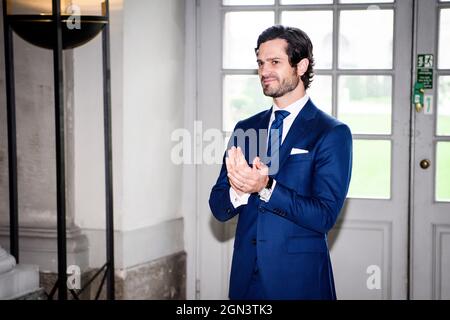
[287,153,313,163]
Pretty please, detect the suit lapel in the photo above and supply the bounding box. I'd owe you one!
[257,107,272,161]
[274,99,318,177]
[251,100,318,173]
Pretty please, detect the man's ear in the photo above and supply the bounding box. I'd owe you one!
[296,58,309,77]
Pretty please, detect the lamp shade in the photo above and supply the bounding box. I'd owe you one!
[7,0,108,50]
[8,0,104,16]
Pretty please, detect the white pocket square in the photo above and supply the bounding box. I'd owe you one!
[290,148,309,155]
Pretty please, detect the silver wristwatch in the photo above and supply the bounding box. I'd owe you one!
[258,176,274,202]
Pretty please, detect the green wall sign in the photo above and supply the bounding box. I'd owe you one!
[417,54,434,89]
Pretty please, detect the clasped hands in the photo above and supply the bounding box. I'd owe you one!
[225,146,269,196]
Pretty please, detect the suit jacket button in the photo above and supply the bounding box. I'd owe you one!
[259,206,265,213]
[227,208,232,214]
[251,239,257,245]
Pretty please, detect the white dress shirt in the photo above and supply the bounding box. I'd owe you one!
[229,94,310,208]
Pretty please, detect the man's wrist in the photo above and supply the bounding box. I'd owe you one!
[260,176,273,191]
[230,187,250,208]
[258,176,274,202]
[259,176,270,193]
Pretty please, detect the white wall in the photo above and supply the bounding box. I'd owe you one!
[74,0,185,233]
[73,0,123,230]
[121,0,185,230]
[183,0,199,300]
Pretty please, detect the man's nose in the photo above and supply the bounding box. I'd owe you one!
[259,64,272,77]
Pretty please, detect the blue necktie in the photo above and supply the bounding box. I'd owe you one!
[267,110,290,160]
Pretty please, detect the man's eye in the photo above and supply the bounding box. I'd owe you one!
[272,60,279,65]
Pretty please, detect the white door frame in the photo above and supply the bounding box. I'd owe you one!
[193,0,413,300]
[411,0,450,300]
[188,0,450,300]
[183,0,200,300]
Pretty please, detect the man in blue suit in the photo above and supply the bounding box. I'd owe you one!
[209,25,352,300]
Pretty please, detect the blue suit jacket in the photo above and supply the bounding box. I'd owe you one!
[209,99,352,300]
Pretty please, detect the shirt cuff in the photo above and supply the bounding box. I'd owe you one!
[229,187,250,208]
[260,179,277,203]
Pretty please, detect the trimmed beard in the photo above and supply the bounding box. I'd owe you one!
[262,69,300,98]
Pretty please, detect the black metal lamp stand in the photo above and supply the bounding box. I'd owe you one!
[2,0,115,300]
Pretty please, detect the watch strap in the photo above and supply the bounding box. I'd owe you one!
[266,176,274,190]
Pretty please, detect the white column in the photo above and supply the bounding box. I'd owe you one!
[0,246,15,274]
[0,246,39,299]
[0,3,89,275]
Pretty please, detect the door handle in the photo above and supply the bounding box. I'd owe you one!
[413,82,425,113]
[415,102,423,113]
[420,159,431,170]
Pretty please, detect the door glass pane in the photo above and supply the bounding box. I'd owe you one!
[348,140,391,199]
[338,76,392,134]
[340,0,394,3]
[437,76,450,136]
[439,9,450,69]
[224,11,275,69]
[308,75,332,115]
[223,0,274,5]
[223,75,272,132]
[281,0,332,4]
[436,142,450,202]
[339,10,394,69]
[281,10,333,69]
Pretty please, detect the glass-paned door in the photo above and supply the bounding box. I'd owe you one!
[411,0,450,300]
[196,0,450,300]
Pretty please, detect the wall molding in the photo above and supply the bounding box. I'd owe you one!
[0,226,89,273]
[432,223,450,300]
[331,219,393,300]
[0,217,184,272]
[83,217,184,270]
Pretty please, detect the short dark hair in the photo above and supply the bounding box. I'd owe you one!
[255,25,315,89]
